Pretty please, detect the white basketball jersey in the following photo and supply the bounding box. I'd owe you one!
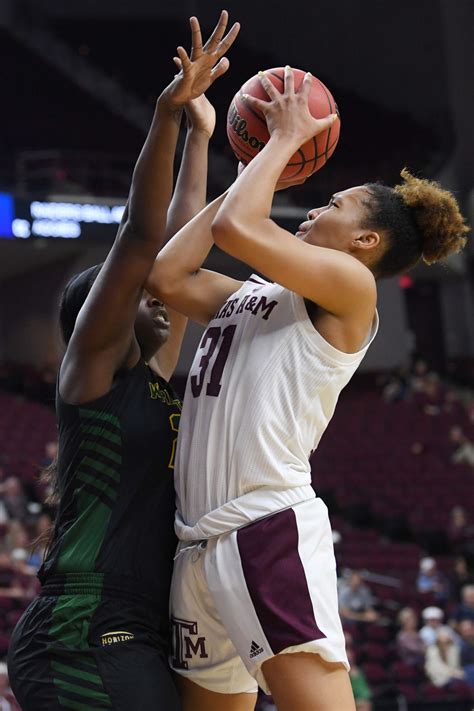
[175,275,378,541]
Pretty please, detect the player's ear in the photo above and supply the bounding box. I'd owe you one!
[354,230,380,251]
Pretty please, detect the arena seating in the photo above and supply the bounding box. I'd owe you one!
[314,387,474,540]
[1,372,474,709]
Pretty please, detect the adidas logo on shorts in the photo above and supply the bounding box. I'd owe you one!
[249,640,264,658]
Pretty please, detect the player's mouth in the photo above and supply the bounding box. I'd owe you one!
[151,307,170,329]
[295,221,311,238]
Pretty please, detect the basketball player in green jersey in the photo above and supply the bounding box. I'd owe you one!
[7,12,240,711]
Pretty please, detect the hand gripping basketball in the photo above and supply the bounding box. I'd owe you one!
[227,66,340,182]
[246,67,337,146]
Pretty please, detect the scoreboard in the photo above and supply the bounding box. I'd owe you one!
[0,192,126,241]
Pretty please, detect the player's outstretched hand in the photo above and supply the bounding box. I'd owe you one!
[161,11,240,112]
[243,66,337,148]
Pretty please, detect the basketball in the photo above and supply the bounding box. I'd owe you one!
[227,67,340,182]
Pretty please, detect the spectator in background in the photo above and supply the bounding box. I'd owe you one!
[396,607,425,666]
[421,373,444,416]
[409,441,425,456]
[447,507,474,558]
[346,647,372,711]
[0,467,7,525]
[425,629,465,688]
[0,478,29,522]
[450,426,474,468]
[0,662,20,711]
[339,570,379,624]
[381,367,410,403]
[465,401,474,428]
[442,389,464,419]
[4,521,29,558]
[27,513,53,571]
[409,358,430,393]
[416,557,449,603]
[0,500,7,526]
[0,549,15,600]
[0,549,34,601]
[420,607,457,647]
[450,585,474,626]
[448,556,474,603]
[9,548,36,581]
[41,441,58,469]
[458,619,474,689]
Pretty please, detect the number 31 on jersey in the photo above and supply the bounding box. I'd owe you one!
[191,325,236,398]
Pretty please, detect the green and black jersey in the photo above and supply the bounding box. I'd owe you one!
[8,360,182,710]
[39,358,181,620]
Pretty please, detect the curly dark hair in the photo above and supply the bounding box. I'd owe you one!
[363,169,469,279]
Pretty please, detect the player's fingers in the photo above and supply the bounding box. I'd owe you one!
[258,71,279,100]
[210,56,230,80]
[189,16,203,60]
[216,22,240,57]
[298,71,313,99]
[241,93,268,113]
[176,46,192,71]
[284,65,295,94]
[173,57,183,70]
[204,9,228,52]
[316,113,339,133]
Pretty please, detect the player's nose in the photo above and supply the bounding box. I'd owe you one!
[146,294,161,308]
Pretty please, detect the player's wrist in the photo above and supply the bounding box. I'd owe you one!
[268,130,302,153]
[186,124,214,140]
[156,88,186,118]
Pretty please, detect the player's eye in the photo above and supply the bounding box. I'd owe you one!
[329,197,339,208]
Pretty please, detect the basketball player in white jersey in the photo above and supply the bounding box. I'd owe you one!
[147,67,468,711]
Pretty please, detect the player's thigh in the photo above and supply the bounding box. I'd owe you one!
[262,652,356,711]
[178,676,257,711]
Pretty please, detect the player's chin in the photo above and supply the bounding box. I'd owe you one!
[155,324,171,346]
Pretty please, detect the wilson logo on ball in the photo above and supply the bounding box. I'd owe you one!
[227,101,266,153]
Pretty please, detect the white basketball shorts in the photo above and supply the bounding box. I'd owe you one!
[170,497,348,695]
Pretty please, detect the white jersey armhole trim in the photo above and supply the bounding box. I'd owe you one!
[289,289,379,366]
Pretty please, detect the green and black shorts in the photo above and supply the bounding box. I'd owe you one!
[7,573,181,711]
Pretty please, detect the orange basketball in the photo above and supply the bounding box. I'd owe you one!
[227,67,340,182]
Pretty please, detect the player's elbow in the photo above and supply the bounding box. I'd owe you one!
[145,261,175,303]
[212,213,242,252]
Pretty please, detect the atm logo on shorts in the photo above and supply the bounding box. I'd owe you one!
[100,630,135,646]
[171,617,209,670]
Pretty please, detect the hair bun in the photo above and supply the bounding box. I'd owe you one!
[395,168,469,264]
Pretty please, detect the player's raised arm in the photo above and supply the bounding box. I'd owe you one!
[211,67,376,321]
[147,17,244,327]
[61,11,240,402]
[151,91,235,376]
